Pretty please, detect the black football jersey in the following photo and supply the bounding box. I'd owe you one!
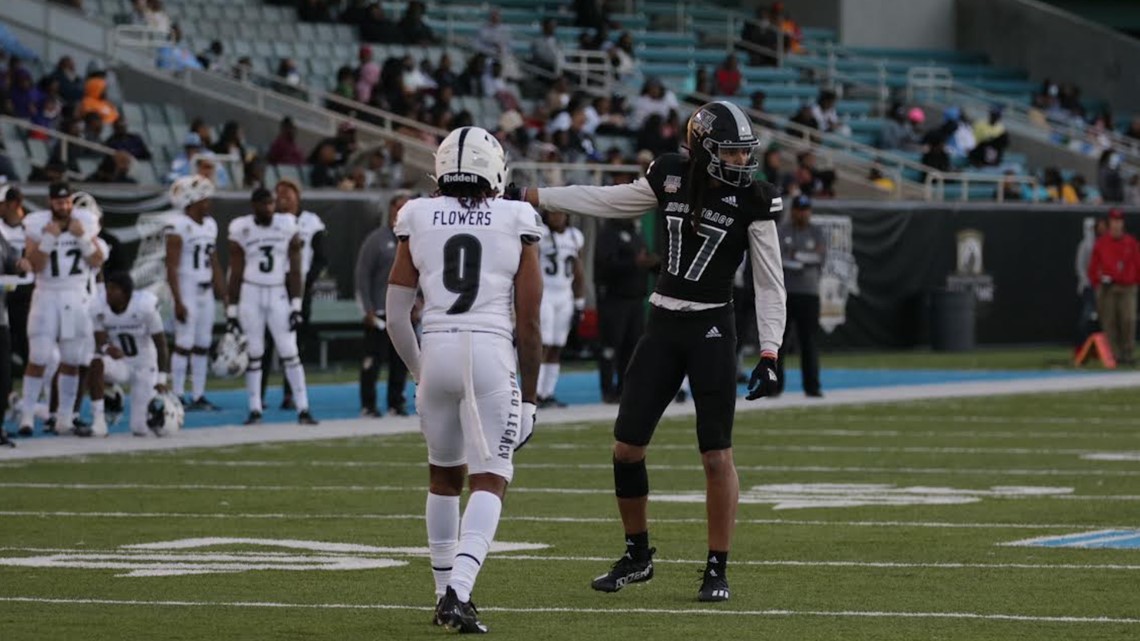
[645,153,782,305]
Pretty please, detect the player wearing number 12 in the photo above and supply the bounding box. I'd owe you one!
[17,181,105,437]
[509,100,787,602]
[226,188,318,425]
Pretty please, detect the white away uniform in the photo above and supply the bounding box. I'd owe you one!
[538,225,583,347]
[229,213,309,413]
[167,214,218,350]
[91,290,163,433]
[294,210,326,281]
[23,208,101,366]
[0,220,26,255]
[77,235,111,366]
[395,196,545,482]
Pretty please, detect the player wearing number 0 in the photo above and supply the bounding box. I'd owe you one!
[226,187,318,425]
[386,126,545,634]
[88,272,171,436]
[17,182,105,437]
[536,210,585,409]
[165,175,226,411]
[508,101,787,602]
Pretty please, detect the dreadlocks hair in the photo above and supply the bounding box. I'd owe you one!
[103,270,135,298]
[436,178,496,210]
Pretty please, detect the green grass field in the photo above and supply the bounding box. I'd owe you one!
[2,387,1139,640]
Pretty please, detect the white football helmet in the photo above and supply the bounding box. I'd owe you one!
[146,390,185,436]
[434,126,507,194]
[169,175,216,210]
[71,191,101,220]
[212,331,249,378]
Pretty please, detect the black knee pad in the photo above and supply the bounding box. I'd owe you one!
[247,355,263,371]
[613,457,648,499]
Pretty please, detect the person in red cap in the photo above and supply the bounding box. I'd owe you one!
[1088,208,1140,364]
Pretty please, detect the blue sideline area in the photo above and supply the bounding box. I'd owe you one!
[7,367,1085,438]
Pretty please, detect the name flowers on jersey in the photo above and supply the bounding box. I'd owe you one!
[432,210,494,226]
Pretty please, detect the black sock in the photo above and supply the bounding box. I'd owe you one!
[625,531,649,559]
[706,550,728,576]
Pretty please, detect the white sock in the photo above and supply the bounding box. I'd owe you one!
[57,373,79,428]
[171,352,188,397]
[246,360,263,413]
[544,363,561,398]
[190,353,208,400]
[20,376,43,425]
[537,363,549,398]
[91,399,105,420]
[426,493,461,599]
[284,360,309,412]
[449,491,502,603]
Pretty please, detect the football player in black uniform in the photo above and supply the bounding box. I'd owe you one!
[507,100,786,602]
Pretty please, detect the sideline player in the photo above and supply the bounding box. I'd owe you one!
[88,271,171,436]
[509,100,787,601]
[536,210,585,408]
[17,182,105,436]
[226,188,318,425]
[165,175,226,410]
[386,126,544,633]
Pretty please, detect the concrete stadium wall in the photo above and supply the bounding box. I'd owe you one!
[838,0,956,50]
[957,0,1140,114]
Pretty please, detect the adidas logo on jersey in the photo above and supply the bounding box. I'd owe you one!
[721,195,738,207]
[705,326,723,339]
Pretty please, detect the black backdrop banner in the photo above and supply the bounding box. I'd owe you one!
[21,187,1116,347]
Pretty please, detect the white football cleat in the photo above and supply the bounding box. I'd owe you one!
[90,414,108,438]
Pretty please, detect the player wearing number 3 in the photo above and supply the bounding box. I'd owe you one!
[508,101,787,602]
[17,182,105,436]
[226,187,318,426]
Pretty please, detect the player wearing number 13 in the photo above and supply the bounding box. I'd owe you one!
[17,181,105,436]
[509,100,787,602]
[226,188,317,425]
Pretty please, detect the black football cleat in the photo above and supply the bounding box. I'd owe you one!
[280,396,296,411]
[73,424,94,438]
[17,424,34,438]
[388,404,410,417]
[436,587,487,634]
[243,411,263,425]
[297,411,319,425]
[361,407,381,418]
[431,598,443,626]
[0,430,14,448]
[697,567,730,602]
[590,547,655,593]
[189,397,220,411]
[43,417,59,435]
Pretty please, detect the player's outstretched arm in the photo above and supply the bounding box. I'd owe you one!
[385,240,421,381]
[509,180,657,220]
[514,243,543,404]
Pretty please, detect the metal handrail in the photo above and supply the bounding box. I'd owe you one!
[1,115,119,160]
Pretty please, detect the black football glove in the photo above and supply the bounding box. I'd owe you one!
[225,316,242,335]
[746,356,780,400]
[502,182,523,201]
[289,310,304,331]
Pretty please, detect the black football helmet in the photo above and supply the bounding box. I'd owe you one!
[686,101,760,188]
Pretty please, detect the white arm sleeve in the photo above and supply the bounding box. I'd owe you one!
[749,219,786,355]
[537,179,657,219]
[385,284,421,382]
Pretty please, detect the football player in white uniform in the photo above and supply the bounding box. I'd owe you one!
[536,210,585,408]
[262,178,326,410]
[16,182,104,436]
[165,175,226,411]
[88,271,171,436]
[386,126,544,634]
[226,187,318,425]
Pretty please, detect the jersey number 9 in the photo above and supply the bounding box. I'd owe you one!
[443,234,482,315]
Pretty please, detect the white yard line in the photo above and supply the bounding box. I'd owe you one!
[0,511,1136,531]
[4,372,1140,461]
[0,596,1136,624]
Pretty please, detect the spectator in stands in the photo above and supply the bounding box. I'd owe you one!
[750,90,767,114]
[298,0,335,23]
[531,18,564,78]
[309,142,341,188]
[188,118,213,149]
[869,166,895,193]
[1126,117,1140,142]
[194,151,230,189]
[329,66,353,102]
[155,23,203,72]
[787,104,817,138]
[714,54,743,97]
[970,106,1009,167]
[144,0,171,34]
[940,107,976,160]
[740,5,779,66]
[168,131,203,182]
[398,1,438,45]
[268,116,305,168]
[636,112,679,158]
[0,151,18,182]
[475,9,512,61]
[574,0,607,30]
[80,112,105,151]
[47,117,82,172]
[8,68,40,121]
[795,151,835,198]
[197,41,226,72]
[1073,174,1102,204]
[47,56,84,111]
[999,171,1023,202]
[309,122,357,168]
[593,95,626,134]
[359,3,400,44]
[213,120,253,178]
[482,60,519,111]
[683,68,711,106]
[1044,168,1079,204]
[455,52,487,97]
[1088,208,1139,364]
[86,150,135,184]
[630,78,679,130]
[881,103,923,151]
[272,59,306,100]
[760,147,782,187]
[32,87,63,136]
[609,32,637,80]
[355,60,380,104]
[810,89,848,135]
[1098,150,1125,203]
[231,57,254,83]
[434,53,457,90]
[340,0,369,25]
[104,118,151,160]
[129,0,147,24]
[403,54,437,95]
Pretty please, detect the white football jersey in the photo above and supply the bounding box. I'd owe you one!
[538,225,584,296]
[291,210,326,279]
[395,196,546,340]
[0,220,26,255]
[24,209,101,292]
[167,213,219,284]
[228,214,299,287]
[90,290,164,361]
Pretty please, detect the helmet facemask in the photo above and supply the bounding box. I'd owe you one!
[703,138,759,188]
